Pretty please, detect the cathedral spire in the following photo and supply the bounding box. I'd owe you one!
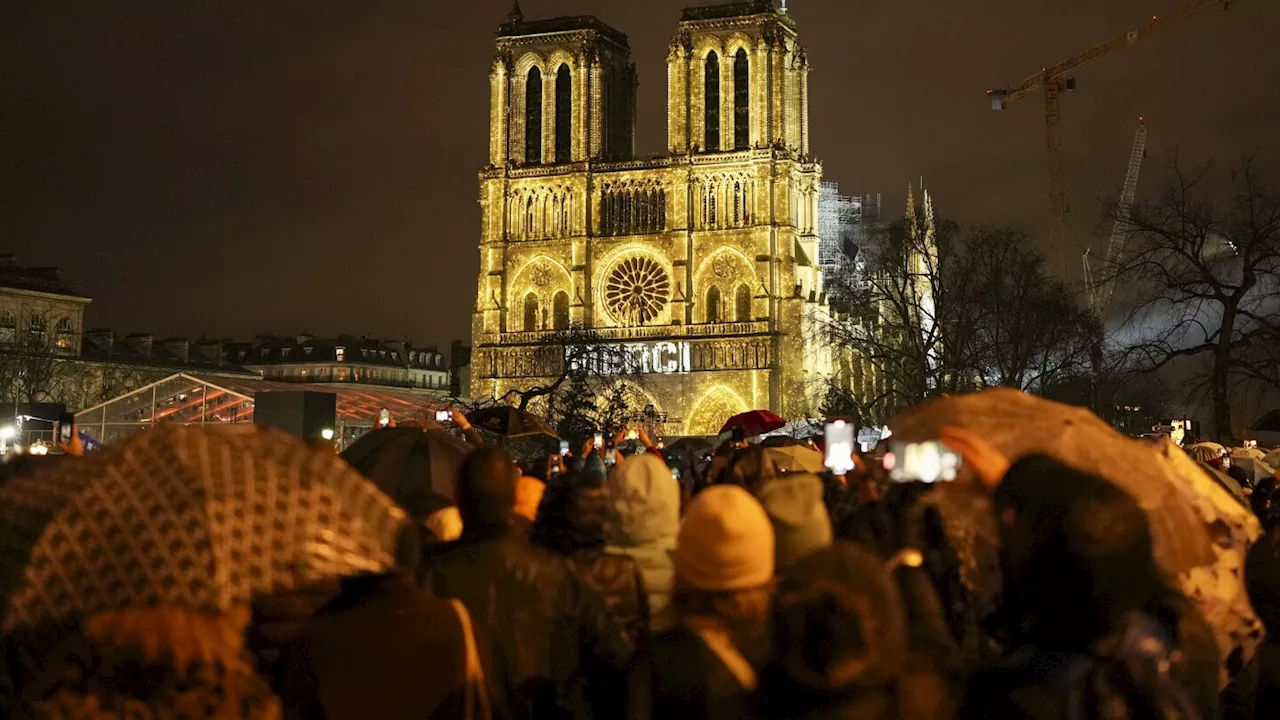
[905,184,917,237]
[508,1,523,24]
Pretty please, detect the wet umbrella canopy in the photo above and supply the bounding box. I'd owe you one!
[0,424,406,632]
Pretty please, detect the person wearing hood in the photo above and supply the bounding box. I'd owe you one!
[757,474,833,573]
[962,453,1214,720]
[605,452,681,622]
[421,446,612,720]
[625,485,775,720]
[533,451,649,718]
[755,542,953,720]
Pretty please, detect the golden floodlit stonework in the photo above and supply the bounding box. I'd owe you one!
[471,1,832,435]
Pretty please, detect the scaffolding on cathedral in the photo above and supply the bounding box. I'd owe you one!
[818,183,882,282]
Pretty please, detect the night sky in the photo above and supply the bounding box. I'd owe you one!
[3,0,1277,348]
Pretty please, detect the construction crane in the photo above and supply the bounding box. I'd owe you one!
[988,0,1236,283]
[1084,119,1148,316]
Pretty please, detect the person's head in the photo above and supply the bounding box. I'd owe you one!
[996,455,1161,648]
[531,469,609,556]
[758,474,833,571]
[672,485,775,636]
[513,475,545,523]
[456,447,518,532]
[761,543,908,707]
[605,452,681,548]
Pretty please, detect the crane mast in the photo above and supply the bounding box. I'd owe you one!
[988,0,1236,284]
[1086,120,1148,316]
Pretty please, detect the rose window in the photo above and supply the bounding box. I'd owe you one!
[604,256,670,326]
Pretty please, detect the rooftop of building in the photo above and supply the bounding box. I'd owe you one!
[240,335,447,370]
[681,0,788,23]
[497,4,630,47]
[0,254,89,299]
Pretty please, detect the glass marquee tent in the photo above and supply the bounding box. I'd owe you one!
[75,373,449,447]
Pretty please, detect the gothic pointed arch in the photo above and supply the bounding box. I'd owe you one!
[552,291,570,329]
[704,51,720,152]
[525,66,543,164]
[523,292,539,331]
[705,285,722,324]
[554,64,572,163]
[735,283,752,322]
[733,48,749,150]
[685,385,750,436]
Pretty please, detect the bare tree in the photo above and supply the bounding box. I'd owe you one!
[0,310,74,404]
[1107,157,1280,440]
[817,220,1097,424]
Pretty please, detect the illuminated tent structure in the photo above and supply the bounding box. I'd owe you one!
[74,373,448,447]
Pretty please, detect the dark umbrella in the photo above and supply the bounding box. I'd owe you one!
[340,427,472,517]
[468,407,560,440]
[719,409,787,437]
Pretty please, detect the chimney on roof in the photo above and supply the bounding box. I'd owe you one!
[163,337,190,364]
[126,333,154,358]
[85,329,115,356]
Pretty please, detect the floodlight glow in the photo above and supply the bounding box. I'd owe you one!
[0,426,13,441]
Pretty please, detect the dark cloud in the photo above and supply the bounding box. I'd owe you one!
[3,0,1275,345]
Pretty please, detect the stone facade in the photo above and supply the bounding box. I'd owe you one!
[471,1,831,435]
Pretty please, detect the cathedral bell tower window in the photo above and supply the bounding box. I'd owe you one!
[525,67,543,164]
[555,64,572,163]
[704,52,720,152]
[733,49,749,151]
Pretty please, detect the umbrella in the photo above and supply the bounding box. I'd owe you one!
[1227,456,1276,487]
[1231,446,1266,461]
[726,443,826,491]
[467,407,559,440]
[340,426,473,517]
[1264,448,1280,470]
[719,409,787,437]
[1187,442,1228,464]
[0,424,406,632]
[890,389,1263,667]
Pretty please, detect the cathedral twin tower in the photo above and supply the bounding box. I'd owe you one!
[471,0,830,435]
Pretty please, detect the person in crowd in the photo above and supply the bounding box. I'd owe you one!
[625,485,775,720]
[511,472,545,540]
[280,523,483,720]
[421,446,612,720]
[23,605,281,718]
[757,473,833,573]
[963,454,1215,720]
[605,451,681,623]
[1247,516,1280,716]
[532,451,650,717]
[755,542,954,720]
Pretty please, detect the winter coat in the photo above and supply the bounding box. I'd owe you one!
[279,573,469,720]
[961,611,1203,720]
[421,526,613,720]
[1247,520,1280,717]
[605,453,680,621]
[625,625,765,720]
[533,479,652,718]
[247,578,342,692]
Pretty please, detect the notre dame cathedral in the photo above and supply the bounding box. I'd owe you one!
[470,0,832,435]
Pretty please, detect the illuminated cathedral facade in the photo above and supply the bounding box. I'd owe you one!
[470,0,831,435]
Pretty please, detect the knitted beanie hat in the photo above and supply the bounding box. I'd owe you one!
[674,485,775,591]
[758,475,833,569]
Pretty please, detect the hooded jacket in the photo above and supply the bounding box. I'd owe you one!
[533,473,650,718]
[605,453,681,620]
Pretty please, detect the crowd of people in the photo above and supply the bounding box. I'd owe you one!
[1,411,1280,720]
